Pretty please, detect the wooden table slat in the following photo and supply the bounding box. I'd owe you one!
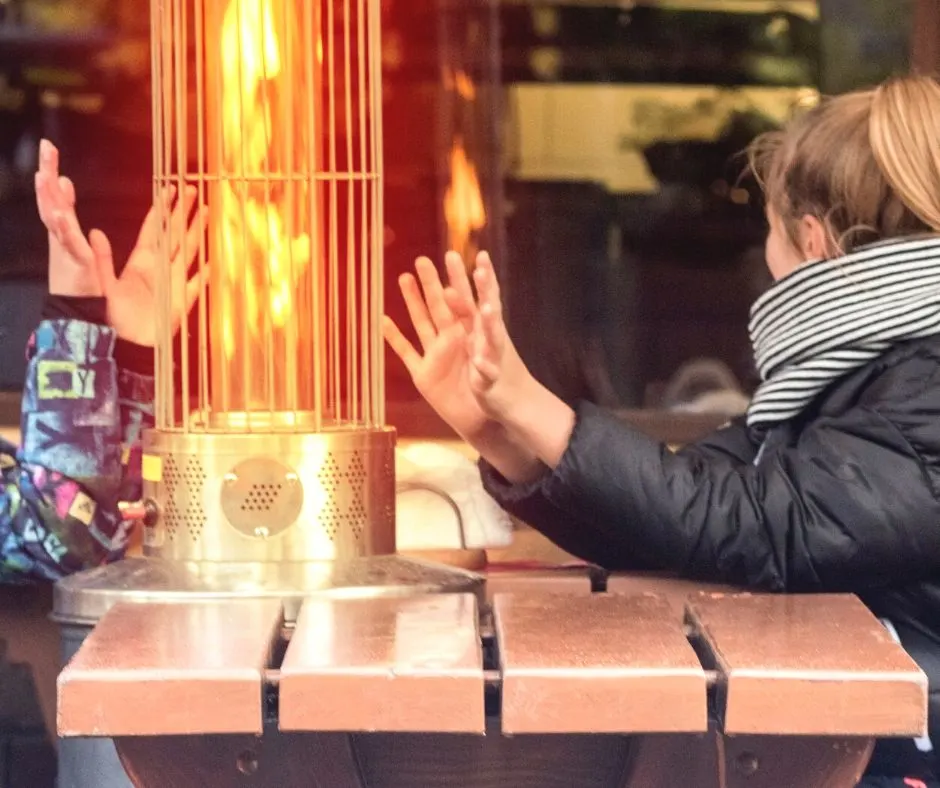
[687,593,928,736]
[494,592,707,734]
[279,593,485,733]
[57,599,283,737]
[484,567,593,601]
[607,572,741,617]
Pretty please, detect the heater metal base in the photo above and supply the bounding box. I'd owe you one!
[142,426,397,564]
[52,555,484,627]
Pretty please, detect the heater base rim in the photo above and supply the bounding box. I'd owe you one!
[52,555,484,627]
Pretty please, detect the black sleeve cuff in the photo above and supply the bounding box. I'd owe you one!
[42,295,107,325]
[114,339,155,377]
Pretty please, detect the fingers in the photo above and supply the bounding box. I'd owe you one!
[58,176,76,208]
[136,185,193,252]
[183,267,210,317]
[170,186,199,259]
[472,251,502,317]
[37,139,59,183]
[382,315,422,374]
[479,300,505,357]
[399,268,437,351]
[442,254,477,332]
[175,203,209,270]
[414,256,454,332]
[467,312,500,391]
[88,229,116,286]
[35,141,71,228]
[445,250,475,304]
[443,286,475,324]
[52,206,95,265]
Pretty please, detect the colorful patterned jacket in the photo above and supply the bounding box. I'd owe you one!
[0,303,153,584]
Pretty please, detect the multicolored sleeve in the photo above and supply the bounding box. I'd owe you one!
[0,319,137,583]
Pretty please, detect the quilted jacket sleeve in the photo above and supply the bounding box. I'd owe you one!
[480,397,940,592]
[0,319,153,583]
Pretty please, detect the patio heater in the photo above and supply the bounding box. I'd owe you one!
[54,0,480,662]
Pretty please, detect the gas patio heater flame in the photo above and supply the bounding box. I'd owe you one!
[145,0,394,566]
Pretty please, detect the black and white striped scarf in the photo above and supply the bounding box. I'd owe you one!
[748,236,940,428]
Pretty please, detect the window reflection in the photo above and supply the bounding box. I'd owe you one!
[0,0,920,421]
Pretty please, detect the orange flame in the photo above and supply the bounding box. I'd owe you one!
[210,0,321,412]
[444,136,486,265]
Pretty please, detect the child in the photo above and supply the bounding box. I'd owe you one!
[0,140,203,583]
[384,75,940,785]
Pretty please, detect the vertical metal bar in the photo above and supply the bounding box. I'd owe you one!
[150,0,164,428]
[259,0,276,417]
[234,0,253,426]
[284,0,298,418]
[305,0,323,431]
[357,0,369,425]
[162,0,177,428]
[369,0,385,424]
[327,0,341,421]
[344,0,358,424]
[195,0,210,427]
[175,0,191,432]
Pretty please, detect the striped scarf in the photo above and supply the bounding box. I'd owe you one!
[748,236,940,428]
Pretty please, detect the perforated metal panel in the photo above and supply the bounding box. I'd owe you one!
[162,456,208,541]
[315,451,367,543]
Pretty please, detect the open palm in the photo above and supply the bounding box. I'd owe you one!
[383,254,489,441]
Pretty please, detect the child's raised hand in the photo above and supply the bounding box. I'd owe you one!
[35,140,103,298]
[98,185,209,347]
[383,253,491,442]
[35,141,208,347]
[465,252,532,420]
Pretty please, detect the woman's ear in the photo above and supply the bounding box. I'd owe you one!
[798,214,831,260]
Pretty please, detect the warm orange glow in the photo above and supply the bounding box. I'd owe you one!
[443,68,476,102]
[444,136,486,265]
[209,0,323,413]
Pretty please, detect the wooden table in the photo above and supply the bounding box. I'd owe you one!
[57,570,928,788]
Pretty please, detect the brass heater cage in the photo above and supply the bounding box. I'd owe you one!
[144,0,394,565]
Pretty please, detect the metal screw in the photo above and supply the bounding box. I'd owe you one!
[254,526,270,539]
[734,752,759,776]
[236,749,259,775]
[224,473,237,484]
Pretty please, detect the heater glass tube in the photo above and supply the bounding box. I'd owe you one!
[151,0,385,434]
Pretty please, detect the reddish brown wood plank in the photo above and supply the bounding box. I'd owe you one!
[279,593,484,733]
[494,593,707,734]
[484,567,593,601]
[607,572,741,617]
[687,594,927,737]
[58,600,283,737]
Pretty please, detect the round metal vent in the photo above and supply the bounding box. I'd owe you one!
[220,457,304,539]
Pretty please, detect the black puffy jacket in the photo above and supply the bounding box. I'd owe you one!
[481,334,940,780]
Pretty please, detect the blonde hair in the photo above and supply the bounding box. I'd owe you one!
[749,75,940,255]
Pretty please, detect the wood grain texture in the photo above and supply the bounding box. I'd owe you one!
[494,592,707,734]
[688,593,928,736]
[279,594,485,733]
[58,600,283,737]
